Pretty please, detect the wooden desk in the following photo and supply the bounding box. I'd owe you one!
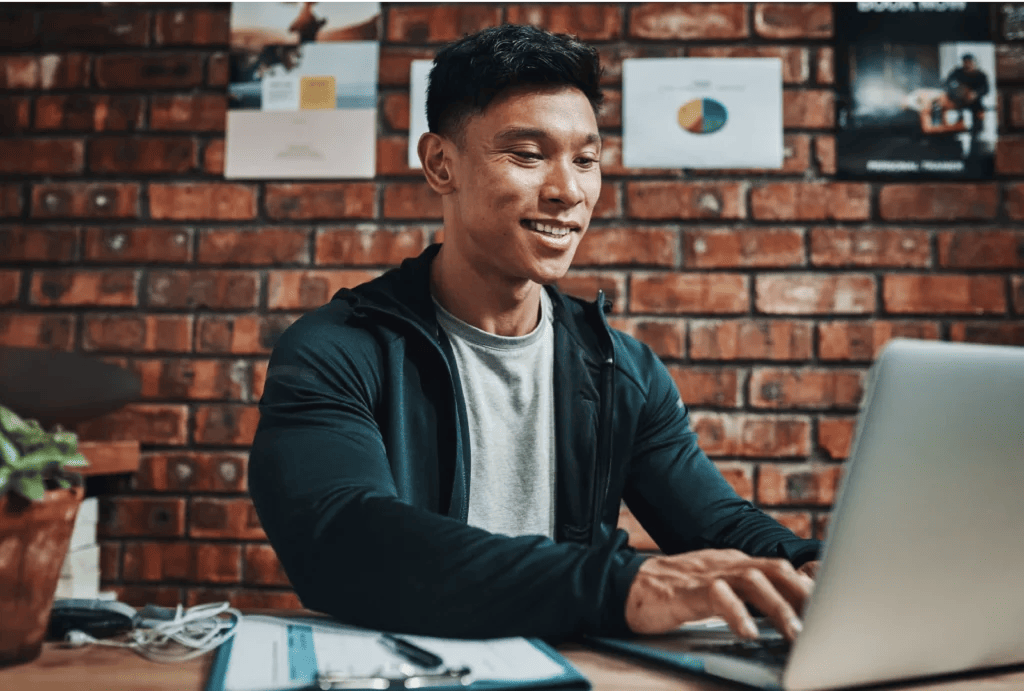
[4,632,1024,691]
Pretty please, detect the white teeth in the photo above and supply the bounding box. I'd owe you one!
[525,220,573,237]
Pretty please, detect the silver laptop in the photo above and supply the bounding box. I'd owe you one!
[593,338,1024,690]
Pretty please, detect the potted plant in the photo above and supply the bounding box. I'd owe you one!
[0,403,88,666]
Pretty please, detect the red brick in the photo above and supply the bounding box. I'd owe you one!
[382,182,442,219]
[758,464,841,506]
[938,230,1024,268]
[82,227,190,264]
[690,412,811,458]
[130,358,249,401]
[996,45,1024,84]
[884,275,1006,314]
[315,227,427,266]
[185,589,302,610]
[783,90,834,129]
[150,183,256,221]
[597,89,621,128]
[996,136,1024,175]
[73,403,188,445]
[29,269,137,307]
[0,184,21,217]
[507,4,622,40]
[631,273,748,314]
[0,10,38,49]
[1011,184,1024,221]
[41,10,149,47]
[137,451,248,493]
[196,314,300,355]
[0,139,83,175]
[98,497,186,539]
[683,228,804,269]
[756,274,876,315]
[197,228,310,265]
[99,542,120,581]
[814,135,836,174]
[596,45,687,87]
[949,322,1024,347]
[0,95,30,132]
[574,227,678,267]
[35,94,144,131]
[818,417,855,460]
[0,313,75,349]
[715,462,755,501]
[122,541,241,584]
[0,225,78,262]
[749,368,864,410]
[95,54,203,89]
[688,46,807,84]
[818,320,940,361]
[629,3,747,40]
[208,52,229,87]
[607,317,686,359]
[204,140,224,175]
[31,182,139,219]
[754,3,832,39]
[627,182,744,220]
[668,366,741,407]
[88,137,196,174]
[387,5,501,43]
[147,269,259,310]
[810,228,931,268]
[879,184,999,221]
[752,183,869,221]
[594,182,621,218]
[598,135,682,177]
[381,92,410,131]
[267,270,378,310]
[1016,276,1024,314]
[816,47,834,85]
[82,314,193,353]
[1010,92,1024,130]
[37,53,91,89]
[0,56,38,89]
[376,135,420,177]
[154,8,229,45]
[379,47,435,87]
[266,183,375,220]
[150,94,226,132]
[555,272,627,313]
[690,319,813,361]
[189,497,265,540]
[243,544,291,586]
[0,270,18,304]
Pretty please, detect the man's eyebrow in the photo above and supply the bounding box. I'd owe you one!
[493,127,601,146]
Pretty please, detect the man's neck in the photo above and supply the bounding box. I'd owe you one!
[430,244,542,337]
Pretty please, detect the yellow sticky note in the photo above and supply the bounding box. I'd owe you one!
[300,75,336,110]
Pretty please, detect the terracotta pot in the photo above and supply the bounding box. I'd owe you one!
[0,485,84,667]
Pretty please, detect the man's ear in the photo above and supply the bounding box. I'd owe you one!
[418,132,456,195]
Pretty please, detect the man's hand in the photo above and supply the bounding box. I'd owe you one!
[625,549,813,641]
[797,560,820,580]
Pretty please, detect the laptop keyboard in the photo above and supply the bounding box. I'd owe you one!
[686,637,791,667]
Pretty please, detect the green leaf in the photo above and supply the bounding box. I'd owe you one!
[0,435,19,467]
[51,430,78,454]
[55,477,71,490]
[0,466,10,494]
[61,452,89,468]
[0,406,28,436]
[19,447,68,469]
[14,473,45,501]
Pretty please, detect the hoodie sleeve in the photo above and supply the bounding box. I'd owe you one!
[248,312,646,639]
[620,344,822,567]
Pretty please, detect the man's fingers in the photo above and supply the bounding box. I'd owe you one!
[707,578,759,640]
[728,567,803,641]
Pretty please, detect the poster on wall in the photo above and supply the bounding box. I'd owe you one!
[225,2,381,179]
[407,59,432,169]
[835,2,995,180]
[622,58,784,169]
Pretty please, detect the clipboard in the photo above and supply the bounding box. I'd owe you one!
[205,615,590,691]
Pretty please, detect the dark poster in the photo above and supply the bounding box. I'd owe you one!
[835,3,996,180]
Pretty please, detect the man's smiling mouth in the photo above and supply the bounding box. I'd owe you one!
[522,220,579,238]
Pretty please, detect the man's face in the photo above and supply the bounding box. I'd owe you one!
[442,85,602,287]
[963,58,977,72]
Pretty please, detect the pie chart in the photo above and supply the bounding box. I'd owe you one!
[677,98,728,134]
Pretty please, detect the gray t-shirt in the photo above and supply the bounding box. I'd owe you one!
[434,289,556,539]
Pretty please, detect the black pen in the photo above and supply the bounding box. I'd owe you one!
[379,633,444,669]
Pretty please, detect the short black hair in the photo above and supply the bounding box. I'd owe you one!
[426,24,603,141]
[962,53,976,62]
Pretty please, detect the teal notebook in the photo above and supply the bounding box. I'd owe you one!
[205,614,590,691]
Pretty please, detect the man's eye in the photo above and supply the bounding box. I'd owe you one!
[576,157,599,167]
[514,151,542,160]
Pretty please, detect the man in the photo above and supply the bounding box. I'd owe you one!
[943,53,989,133]
[249,25,820,643]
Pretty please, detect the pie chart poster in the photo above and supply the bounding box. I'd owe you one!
[835,3,995,180]
[622,58,783,169]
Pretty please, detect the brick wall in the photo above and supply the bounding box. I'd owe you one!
[1,3,1022,608]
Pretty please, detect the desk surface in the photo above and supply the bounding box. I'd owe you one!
[5,639,1024,691]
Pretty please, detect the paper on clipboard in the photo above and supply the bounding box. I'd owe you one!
[217,615,566,691]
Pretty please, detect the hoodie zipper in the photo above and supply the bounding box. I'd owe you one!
[591,291,616,547]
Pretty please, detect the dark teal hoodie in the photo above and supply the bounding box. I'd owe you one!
[248,244,820,639]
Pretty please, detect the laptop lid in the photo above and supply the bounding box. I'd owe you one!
[784,339,1024,691]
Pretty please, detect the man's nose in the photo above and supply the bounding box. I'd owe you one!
[542,159,585,207]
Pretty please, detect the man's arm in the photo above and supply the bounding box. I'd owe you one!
[248,317,645,639]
